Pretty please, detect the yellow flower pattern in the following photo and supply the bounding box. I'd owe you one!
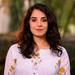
[59,67,65,75]
[54,59,66,75]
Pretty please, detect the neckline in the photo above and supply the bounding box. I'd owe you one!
[39,48,50,50]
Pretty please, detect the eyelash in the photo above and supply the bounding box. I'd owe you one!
[31,19,36,22]
[42,19,47,22]
[31,19,47,22]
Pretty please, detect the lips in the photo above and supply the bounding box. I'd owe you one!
[36,29,44,32]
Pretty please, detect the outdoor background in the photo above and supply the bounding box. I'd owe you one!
[0,0,75,75]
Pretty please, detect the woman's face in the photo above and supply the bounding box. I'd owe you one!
[29,9,48,38]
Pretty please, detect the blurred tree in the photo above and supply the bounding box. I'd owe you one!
[70,4,75,25]
[35,0,44,4]
[10,0,24,31]
[9,0,75,35]
[43,0,64,17]
[43,0,75,36]
[59,0,74,36]
[43,0,52,8]
[0,0,11,34]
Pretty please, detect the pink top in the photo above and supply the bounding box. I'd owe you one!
[4,44,70,75]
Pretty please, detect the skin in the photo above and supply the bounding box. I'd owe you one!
[29,9,50,50]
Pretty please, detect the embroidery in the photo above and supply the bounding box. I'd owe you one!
[8,59,17,75]
[31,51,42,68]
[59,67,65,75]
[55,59,61,68]
[31,50,42,75]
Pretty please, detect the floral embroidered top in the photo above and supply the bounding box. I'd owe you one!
[4,44,70,75]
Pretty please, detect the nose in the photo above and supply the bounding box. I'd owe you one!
[37,20,42,27]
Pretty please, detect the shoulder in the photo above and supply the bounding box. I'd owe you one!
[60,46,68,54]
[59,46,69,58]
[8,43,20,55]
[9,43,20,51]
[9,43,19,49]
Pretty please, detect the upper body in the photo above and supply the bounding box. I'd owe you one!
[4,43,70,75]
[4,3,70,75]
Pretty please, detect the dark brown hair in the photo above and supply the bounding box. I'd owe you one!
[17,3,62,58]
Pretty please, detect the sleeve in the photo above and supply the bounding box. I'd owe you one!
[4,46,16,75]
[59,47,70,75]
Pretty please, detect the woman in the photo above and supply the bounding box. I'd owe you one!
[4,3,70,75]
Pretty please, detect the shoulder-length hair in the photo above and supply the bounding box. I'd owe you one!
[17,3,62,58]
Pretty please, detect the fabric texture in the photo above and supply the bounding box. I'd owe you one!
[4,44,70,75]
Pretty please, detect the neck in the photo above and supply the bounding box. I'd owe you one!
[33,36,50,50]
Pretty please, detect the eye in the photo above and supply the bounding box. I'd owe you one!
[30,17,37,22]
[42,17,48,22]
[31,19,36,22]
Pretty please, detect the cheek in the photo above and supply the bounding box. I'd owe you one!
[29,21,36,28]
[29,23,36,34]
[44,23,48,30]
[30,24,36,31]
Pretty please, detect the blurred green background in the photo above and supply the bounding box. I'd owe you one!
[0,0,75,75]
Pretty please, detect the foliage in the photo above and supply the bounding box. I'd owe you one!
[9,0,75,36]
[59,0,74,36]
[10,0,24,31]
[43,0,75,36]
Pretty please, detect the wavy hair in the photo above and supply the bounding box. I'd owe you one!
[17,3,62,58]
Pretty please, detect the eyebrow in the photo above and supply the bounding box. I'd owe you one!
[30,17,47,19]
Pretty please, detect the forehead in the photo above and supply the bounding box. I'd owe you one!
[31,9,46,17]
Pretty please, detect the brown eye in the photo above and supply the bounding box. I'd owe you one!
[31,18,36,22]
[42,17,48,22]
[42,19,47,22]
[30,17,37,22]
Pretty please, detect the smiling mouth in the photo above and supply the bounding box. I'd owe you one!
[36,29,44,31]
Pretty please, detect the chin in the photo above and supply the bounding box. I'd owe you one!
[34,34,46,37]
